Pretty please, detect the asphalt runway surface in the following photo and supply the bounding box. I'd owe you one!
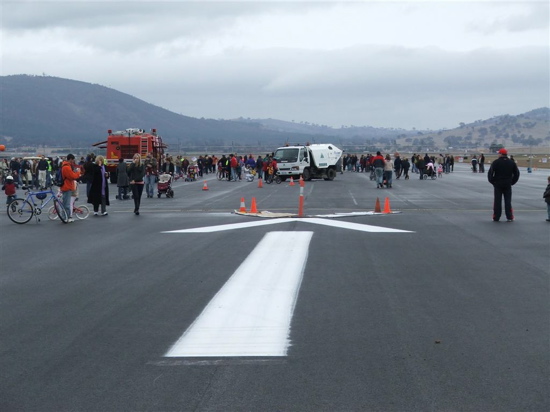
[1,163,548,411]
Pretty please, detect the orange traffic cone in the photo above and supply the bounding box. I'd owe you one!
[374,197,382,213]
[239,197,247,213]
[289,176,295,186]
[258,178,263,188]
[202,180,209,191]
[299,175,305,187]
[250,197,258,213]
[383,197,392,214]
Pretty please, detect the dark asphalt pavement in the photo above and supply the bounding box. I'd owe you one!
[0,163,548,411]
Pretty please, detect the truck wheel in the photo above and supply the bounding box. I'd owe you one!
[326,168,336,181]
[302,168,311,181]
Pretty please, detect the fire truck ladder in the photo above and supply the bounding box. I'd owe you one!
[140,137,149,156]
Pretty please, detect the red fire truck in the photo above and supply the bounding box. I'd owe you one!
[92,128,166,183]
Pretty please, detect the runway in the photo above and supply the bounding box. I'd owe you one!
[0,163,548,411]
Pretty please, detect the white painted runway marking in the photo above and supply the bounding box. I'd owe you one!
[165,231,313,357]
[300,218,410,233]
[162,218,412,233]
[349,190,358,206]
[163,218,296,233]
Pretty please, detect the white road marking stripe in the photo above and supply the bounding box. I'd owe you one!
[162,218,412,233]
[165,231,314,357]
[162,218,296,233]
[300,218,411,233]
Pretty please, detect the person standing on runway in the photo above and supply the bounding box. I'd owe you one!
[402,157,410,179]
[478,154,486,173]
[127,153,146,215]
[543,176,550,222]
[88,155,110,216]
[487,148,520,222]
[383,154,394,188]
[144,153,158,198]
[371,151,385,188]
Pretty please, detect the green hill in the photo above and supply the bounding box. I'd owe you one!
[1,74,548,155]
[0,75,322,151]
[395,108,550,153]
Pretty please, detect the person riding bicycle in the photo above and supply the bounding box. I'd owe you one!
[265,156,278,182]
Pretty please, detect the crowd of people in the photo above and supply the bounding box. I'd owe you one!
[342,152,457,177]
[341,152,459,188]
[0,151,283,220]
[1,155,60,190]
[215,153,278,182]
[2,149,549,223]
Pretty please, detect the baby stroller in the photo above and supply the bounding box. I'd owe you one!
[185,166,197,182]
[244,165,256,182]
[157,173,174,198]
[423,163,437,180]
[369,166,376,181]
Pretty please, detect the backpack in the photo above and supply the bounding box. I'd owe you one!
[55,167,64,187]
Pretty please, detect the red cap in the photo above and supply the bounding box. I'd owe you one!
[498,148,508,155]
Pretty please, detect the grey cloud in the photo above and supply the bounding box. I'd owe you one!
[3,1,547,129]
[469,2,549,34]
[2,1,327,31]
[110,45,548,129]
[504,3,549,32]
[3,1,332,54]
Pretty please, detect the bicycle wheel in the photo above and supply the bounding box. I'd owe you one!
[74,204,90,220]
[7,199,33,224]
[275,175,282,184]
[48,205,58,220]
[53,198,68,223]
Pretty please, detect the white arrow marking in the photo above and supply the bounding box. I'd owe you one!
[299,218,410,233]
[162,218,412,234]
[165,231,313,357]
[163,218,296,233]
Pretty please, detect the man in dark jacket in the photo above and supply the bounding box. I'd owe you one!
[37,155,49,189]
[394,154,402,179]
[415,156,426,180]
[370,151,385,188]
[488,148,520,222]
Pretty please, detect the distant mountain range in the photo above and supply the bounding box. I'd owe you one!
[0,75,323,151]
[1,74,548,154]
[394,107,550,153]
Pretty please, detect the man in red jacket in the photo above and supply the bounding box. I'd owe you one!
[61,154,82,222]
[370,151,386,188]
[230,154,239,181]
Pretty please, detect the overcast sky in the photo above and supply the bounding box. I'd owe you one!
[2,0,548,130]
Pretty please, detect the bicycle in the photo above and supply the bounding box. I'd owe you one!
[7,188,69,224]
[264,167,282,184]
[48,196,90,220]
[217,166,229,181]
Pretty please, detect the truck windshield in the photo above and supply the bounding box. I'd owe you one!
[274,148,299,163]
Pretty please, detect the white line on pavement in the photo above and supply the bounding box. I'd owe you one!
[162,218,412,233]
[165,231,314,357]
